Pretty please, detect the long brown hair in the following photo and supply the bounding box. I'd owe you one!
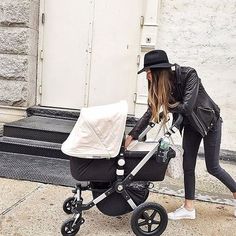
[148,69,179,123]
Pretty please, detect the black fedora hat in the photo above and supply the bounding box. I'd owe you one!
[138,50,174,74]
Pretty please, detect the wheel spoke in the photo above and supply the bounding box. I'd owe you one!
[150,210,157,220]
[152,220,160,225]
[138,220,148,227]
[148,224,152,232]
[143,212,150,221]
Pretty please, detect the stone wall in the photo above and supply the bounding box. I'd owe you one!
[155,0,236,151]
[0,0,39,107]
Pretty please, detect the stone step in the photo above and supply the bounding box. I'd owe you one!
[3,109,137,144]
[3,116,76,143]
[26,106,80,120]
[0,136,67,159]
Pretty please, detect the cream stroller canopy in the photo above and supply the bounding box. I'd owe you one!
[61,101,128,159]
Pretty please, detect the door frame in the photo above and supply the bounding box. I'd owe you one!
[36,0,45,106]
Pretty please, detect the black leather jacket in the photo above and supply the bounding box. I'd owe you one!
[129,64,220,139]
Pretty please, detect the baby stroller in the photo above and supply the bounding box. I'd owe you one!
[60,101,183,236]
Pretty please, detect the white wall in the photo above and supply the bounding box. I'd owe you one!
[136,0,236,151]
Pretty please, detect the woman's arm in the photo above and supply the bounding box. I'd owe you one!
[170,69,200,115]
[128,106,152,140]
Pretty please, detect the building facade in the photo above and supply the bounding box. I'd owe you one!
[0,0,39,121]
[0,0,236,151]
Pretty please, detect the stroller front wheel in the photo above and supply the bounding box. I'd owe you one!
[63,197,77,214]
[61,217,81,236]
[131,202,168,236]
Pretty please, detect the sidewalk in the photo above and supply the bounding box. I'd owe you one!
[0,160,236,236]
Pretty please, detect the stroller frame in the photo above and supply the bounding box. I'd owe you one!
[61,114,183,236]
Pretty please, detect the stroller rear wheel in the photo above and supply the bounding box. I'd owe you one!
[63,197,76,214]
[131,202,168,236]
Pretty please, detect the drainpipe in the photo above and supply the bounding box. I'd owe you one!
[84,0,95,107]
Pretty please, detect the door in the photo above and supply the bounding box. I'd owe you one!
[88,0,143,114]
[39,0,143,113]
[40,0,91,109]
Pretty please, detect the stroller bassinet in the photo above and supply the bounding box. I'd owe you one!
[60,101,182,236]
[69,143,168,182]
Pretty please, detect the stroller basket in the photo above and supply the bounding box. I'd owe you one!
[91,181,150,216]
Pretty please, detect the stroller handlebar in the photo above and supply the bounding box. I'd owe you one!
[138,121,155,141]
[138,114,183,141]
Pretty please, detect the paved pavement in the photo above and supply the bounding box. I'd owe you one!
[0,157,236,236]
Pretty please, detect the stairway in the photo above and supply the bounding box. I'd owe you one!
[0,106,137,159]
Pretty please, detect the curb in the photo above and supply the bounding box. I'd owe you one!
[198,147,236,163]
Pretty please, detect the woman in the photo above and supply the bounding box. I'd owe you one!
[125,49,236,219]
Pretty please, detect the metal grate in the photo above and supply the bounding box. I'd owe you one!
[0,152,76,187]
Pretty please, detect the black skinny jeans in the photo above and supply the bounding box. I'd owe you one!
[183,117,236,200]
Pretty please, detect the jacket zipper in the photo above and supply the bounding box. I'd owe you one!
[198,107,215,114]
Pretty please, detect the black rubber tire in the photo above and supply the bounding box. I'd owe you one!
[63,197,76,214]
[131,202,168,236]
[61,218,80,236]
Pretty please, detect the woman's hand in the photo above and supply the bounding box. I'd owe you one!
[125,135,133,149]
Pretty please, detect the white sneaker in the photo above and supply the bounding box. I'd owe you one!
[168,205,196,220]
